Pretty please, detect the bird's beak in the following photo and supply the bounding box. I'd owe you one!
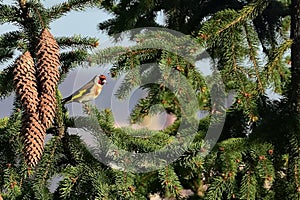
[102,80,107,84]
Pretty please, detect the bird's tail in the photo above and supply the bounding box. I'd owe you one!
[62,95,72,104]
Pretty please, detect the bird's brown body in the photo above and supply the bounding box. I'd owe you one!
[62,75,106,104]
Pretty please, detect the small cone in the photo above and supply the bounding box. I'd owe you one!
[36,29,60,129]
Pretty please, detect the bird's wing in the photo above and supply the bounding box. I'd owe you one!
[65,80,94,102]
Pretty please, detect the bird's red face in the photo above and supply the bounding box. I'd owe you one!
[98,75,107,85]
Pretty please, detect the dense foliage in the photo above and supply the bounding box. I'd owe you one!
[0,0,299,199]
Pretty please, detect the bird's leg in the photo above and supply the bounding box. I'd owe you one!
[82,103,92,114]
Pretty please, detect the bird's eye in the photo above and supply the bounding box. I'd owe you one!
[98,79,106,85]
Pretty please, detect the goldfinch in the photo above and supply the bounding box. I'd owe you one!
[62,75,106,104]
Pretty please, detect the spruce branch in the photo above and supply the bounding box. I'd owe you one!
[60,49,89,76]
[243,23,264,93]
[0,31,25,51]
[0,49,14,63]
[240,172,257,200]
[91,46,157,66]
[0,65,14,99]
[199,0,269,42]
[265,39,292,76]
[39,136,62,185]
[293,155,300,195]
[263,39,292,93]
[205,176,227,200]
[0,4,19,25]
[0,117,8,129]
[56,36,99,49]
[158,166,183,198]
[31,2,46,29]
[46,0,103,22]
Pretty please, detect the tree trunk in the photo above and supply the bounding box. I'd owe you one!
[290,0,300,112]
[288,1,300,197]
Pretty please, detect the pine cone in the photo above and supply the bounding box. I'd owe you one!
[12,29,61,167]
[13,51,39,113]
[36,29,60,128]
[13,51,46,167]
[22,113,46,167]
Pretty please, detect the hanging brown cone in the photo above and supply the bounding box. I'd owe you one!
[36,29,60,129]
[22,113,46,167]
[13,51,39,113]
[13,51,46,167]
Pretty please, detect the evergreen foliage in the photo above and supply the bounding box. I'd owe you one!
[94,0,299,199]
[0,0,299,199]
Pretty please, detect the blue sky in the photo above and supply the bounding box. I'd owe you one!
[0,2,115,118]
[0,1,212,128]
[0,2,169,128]
[0,1,169,125]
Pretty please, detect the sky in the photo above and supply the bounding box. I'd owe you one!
[0,1,178,129]
[0,2,113,117]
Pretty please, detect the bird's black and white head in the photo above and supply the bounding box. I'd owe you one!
[94,75,107,85]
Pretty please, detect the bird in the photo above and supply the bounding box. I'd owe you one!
[62,75,107,104]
